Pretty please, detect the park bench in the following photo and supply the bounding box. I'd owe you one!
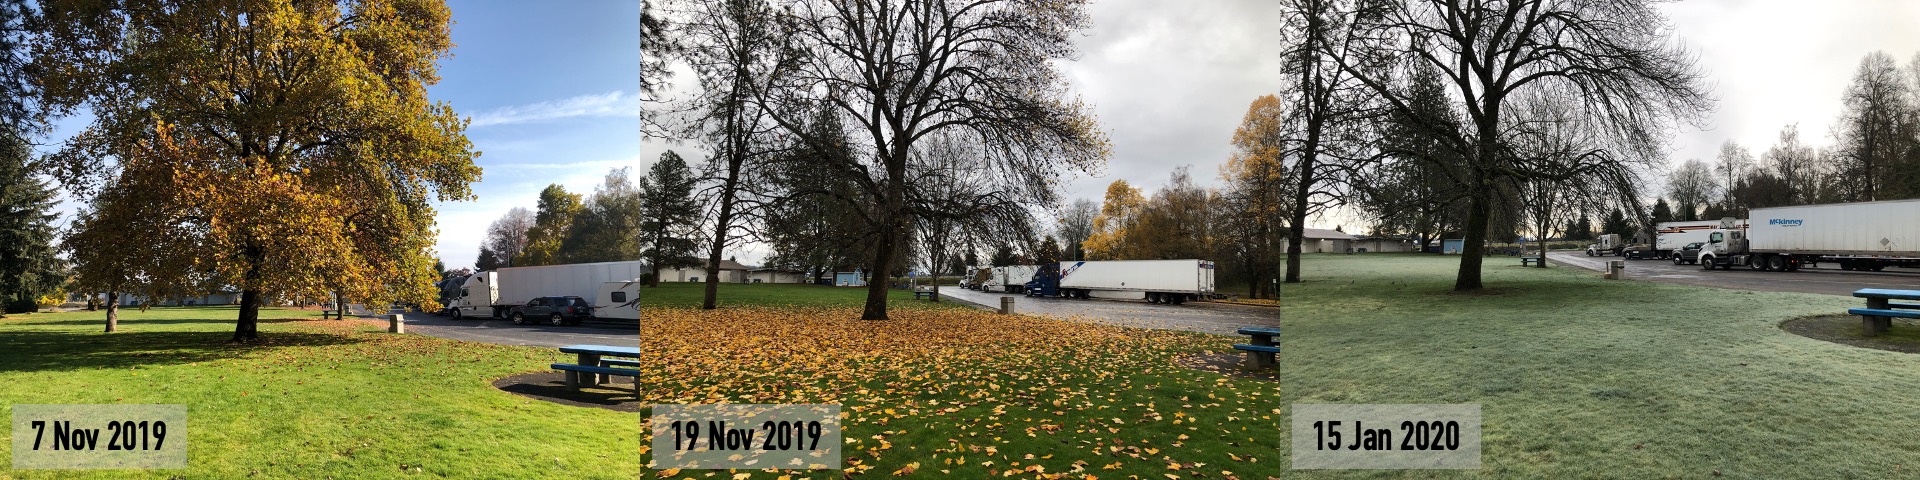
[1233,327,1279,370]
[1520,257,1542,267]
[913,286,937,300]
[1849,288,1920,336]
[321,310,342,320]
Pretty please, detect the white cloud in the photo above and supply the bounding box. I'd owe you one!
[469,91,640,127]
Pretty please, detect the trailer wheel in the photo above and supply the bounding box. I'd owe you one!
[1767,255,1788,271]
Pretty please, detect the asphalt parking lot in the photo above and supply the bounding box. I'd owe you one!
[935,287,1278,335]
[1547,251,1920,296]
[393,313,636,348]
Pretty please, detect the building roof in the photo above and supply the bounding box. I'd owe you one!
[1301,228,1356,240]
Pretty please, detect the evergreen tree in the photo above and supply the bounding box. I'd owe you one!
[1650,198,1674,224]
[0,0,59,315]
[1602,208,1634,239]
[639,151,701,286]
[0,130,61,314]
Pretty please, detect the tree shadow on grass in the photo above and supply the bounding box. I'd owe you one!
[0,327,368,374]
[25,317,316,327]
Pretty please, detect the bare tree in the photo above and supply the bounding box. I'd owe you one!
[1279,0,1372,283]
[1763,124,1819,204]
[1714,141,1751,212]
[1666,159,1718,221]
[1834,51,1913,201]
[1333,0,1712,290]
[1057,199,1098,262]
[666,0,791,309]
[907,132,1038,302]
[761,0,1110,320]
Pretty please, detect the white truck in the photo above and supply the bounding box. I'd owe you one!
[1626,219,1746,260]
[983,265,1040,293]
[446,260,647,319]
[1585,234,1625,256]
[1697,199,1920,272]
[1023,259,1216,305]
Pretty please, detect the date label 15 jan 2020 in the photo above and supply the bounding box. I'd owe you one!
[1291,404,1481,470]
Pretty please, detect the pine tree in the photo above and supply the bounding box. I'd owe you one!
[640,151,701,286]
[1650,198,1674,224]
[0,130,62,314]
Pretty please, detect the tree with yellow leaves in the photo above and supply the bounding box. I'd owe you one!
[1220,95,1285,297]
[1081,180,1146,260]
[38,0,480,342]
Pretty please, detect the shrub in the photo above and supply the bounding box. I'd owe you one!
[5,298,39,314]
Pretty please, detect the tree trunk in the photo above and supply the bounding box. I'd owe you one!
[862,217,899,320]
[234,289,261,342]
[861,156,908,320]
[1454,185,1491,290]
[104,292,119,333]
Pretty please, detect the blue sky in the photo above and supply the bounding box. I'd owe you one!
[426,2,641,270]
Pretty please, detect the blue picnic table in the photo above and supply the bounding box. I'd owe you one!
[1234,327,1279,370]
[555,345,641,392]
[1849,289,1920,336]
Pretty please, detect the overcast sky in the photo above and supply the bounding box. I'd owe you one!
[1310,0,1920,230]
[642,0,1282,266]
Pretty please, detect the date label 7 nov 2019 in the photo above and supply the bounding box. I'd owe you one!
[11,404,187,470]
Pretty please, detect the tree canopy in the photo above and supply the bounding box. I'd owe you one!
[39,0,480,341]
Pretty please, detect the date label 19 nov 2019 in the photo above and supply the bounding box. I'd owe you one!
[11,404,187,470]
[651,404,841,470]
[1292,403,1481,469]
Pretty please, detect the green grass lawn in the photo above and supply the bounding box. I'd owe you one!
[638,281,970,310]
[0,306,638,479]
[1283,253,1920,478]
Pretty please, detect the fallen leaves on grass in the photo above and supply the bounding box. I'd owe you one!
[637,306,1279,478]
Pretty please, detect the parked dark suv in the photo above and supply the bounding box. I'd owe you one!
[1671,242,1705,265]
[508,296,593,326]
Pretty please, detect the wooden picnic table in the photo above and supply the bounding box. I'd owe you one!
[1850,289,1920,336]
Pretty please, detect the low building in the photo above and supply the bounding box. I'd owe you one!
[656,259,752,283]
[1287,228,1357,253]
[1351,235,1415,253]
[745,268,808,284]
[832,270,868,287]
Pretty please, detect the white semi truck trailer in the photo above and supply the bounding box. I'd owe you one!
[983,265,1039,293]
[446,260,647,319]
[1023,259,1216,304]
[1697,199,1920,271]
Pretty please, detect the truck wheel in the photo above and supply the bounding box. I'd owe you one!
[452,308,463,320]
[1768,255,1788,271]
[1701,256,1715,270]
